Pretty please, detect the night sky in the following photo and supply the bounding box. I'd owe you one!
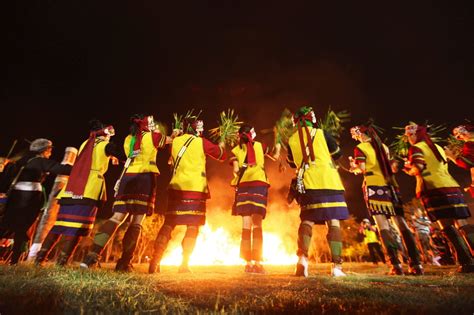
[2,2,473,219]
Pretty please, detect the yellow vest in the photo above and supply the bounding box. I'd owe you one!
[364,228,379,244]
[169,134,208,193]
[288,127,344,190]
[356,142,389,186]
[230,141,269,186]
[125,132,160,174]
[414,141,459,193]
[58,139,110,201]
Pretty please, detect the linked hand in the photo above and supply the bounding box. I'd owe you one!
[272,143,281,160]
[111,157,119,165]
[172,129,183,138]
[348,156,361,174]
[443,146,456,161]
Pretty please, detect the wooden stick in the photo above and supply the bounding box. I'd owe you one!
[5,139,17,158]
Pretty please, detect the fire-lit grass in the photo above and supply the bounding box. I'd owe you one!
[0,263,473,314]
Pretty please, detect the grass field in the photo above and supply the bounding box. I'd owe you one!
[0,262,473,314]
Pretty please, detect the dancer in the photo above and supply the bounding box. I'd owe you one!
[0,139,71,264]
[403,123,474,272]
[349,124,423,275]
[149,115,226,274]
[287,106,349,277]
[230,124,270,274]
[81,114,169,272]
[444,124,474,197]
[36,120,118,266]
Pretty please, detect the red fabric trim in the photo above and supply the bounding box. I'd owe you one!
[456,142,474,169]
[236,193,268,201]
[245,142,256,165]
[65,134,100,197]
[408,146,425,164]
[132,117,151,153]
[415,126,445,163]
[168,189,208,200]
[239,132,256,165]
[367,127,393,182]
[353,147,366,164]
[239,181,269,187]
[420,187,464,198]
[457,157,474,169]
[57,214,96,221]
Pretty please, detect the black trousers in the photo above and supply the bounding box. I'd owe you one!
[3,190,43,264]
[368,242,386,264]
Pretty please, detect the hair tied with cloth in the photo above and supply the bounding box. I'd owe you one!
[404,123,446,163]
[238,124,256,166]
[292,106,316,163]
[128,114,156,158]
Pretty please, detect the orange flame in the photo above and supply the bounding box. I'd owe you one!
[160,204,300,266]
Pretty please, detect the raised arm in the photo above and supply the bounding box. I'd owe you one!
[324,131,342,160]
[349,146,366,175]
[203,138,227,161]
[403,146,425,176]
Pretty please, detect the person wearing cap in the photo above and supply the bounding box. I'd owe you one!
[0,138,72,264]
[403,123,474,273]
[358,218,386,265]
[35,120,119,266]
[229,124,270,274]
[445,124,474,197]
[349,124,423,275]
[81,114,170,272]
[148,114,226,274]
[287,106,349,277]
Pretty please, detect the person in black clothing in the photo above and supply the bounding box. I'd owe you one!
[0,138,71,264]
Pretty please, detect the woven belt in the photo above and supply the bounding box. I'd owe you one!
[14,181,42,192]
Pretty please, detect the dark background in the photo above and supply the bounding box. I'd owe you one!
[2,2,473,219]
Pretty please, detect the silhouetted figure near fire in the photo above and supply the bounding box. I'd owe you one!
[229,124,270,274]
[149,114,226,274]
[287,106,349,277]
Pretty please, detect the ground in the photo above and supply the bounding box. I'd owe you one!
[0,263,473,314]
